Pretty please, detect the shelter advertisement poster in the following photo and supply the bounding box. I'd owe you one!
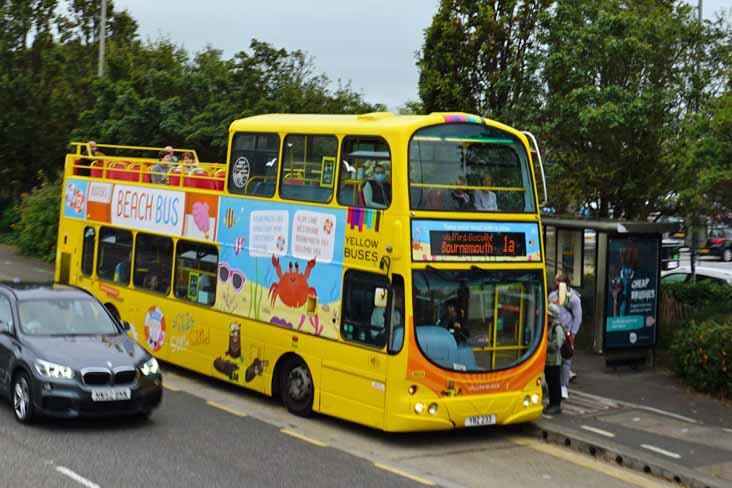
[604,235,660,349]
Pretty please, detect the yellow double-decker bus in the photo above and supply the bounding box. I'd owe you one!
[55,112,547,431]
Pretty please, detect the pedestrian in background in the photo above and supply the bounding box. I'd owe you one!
[544,303,565,414]
[548,272,582,399]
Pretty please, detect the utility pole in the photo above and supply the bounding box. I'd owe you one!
[98,0,107,77]
[690,0,702,281]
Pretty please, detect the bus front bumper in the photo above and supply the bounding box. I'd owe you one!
[386,389,543,432]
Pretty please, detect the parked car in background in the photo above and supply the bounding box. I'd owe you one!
[703,227,732,262]
[661,266,732,286]
[0,283,162,423]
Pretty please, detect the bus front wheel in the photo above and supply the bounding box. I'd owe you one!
[280,356,313,417]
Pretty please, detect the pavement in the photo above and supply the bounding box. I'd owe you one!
[534,348,732,488]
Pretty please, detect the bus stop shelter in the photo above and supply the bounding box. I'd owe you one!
[542,217,680,366]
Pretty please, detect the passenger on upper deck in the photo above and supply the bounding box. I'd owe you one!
[473,174,498,211]
[363,164,391,209]
[78,140,104,176]
[164,145,178,162]
[151,150,173,184]
[450,175,471,210]
[176,152,201,174]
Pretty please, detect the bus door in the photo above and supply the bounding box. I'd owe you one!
[320,272,402,428]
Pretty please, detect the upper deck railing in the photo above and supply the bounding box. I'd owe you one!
[67,142,226,192]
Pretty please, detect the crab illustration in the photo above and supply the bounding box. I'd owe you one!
[269,255,317,308]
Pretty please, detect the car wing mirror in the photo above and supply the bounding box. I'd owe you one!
[121,320,131,331]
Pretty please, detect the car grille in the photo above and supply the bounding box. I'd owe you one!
[114,368,137,384]
[83,371,111,385]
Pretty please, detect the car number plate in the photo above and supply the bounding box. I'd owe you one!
[91,387,131,402]
[465,414,496,427]
[699,248,709,254]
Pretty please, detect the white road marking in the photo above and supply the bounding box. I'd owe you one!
[55,467,100,488]
[723,428,732,434]
[571,390,698,424]
[640,444,682,459]
[580,425,616,438]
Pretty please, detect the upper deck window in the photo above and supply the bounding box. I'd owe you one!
[228,132,280,197]
[279,134,337,204]
[337,136,392,209]
[409,124,536,213]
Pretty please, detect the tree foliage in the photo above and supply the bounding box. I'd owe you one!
[418,0,550,125]
[0,0,381,199]
[418,0,732,219]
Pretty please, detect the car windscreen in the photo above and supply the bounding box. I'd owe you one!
[19,298,119,336]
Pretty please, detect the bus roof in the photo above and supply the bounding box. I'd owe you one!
[228,112,525,140]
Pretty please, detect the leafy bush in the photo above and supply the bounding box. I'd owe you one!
[14,178,61,262]
[0,201,19,242]
[663,281,732,312]
[671,320,732,399]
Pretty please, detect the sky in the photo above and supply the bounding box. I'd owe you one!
[113,0,729,112]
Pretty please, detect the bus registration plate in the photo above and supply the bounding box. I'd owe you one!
[465,414,496,427]
[91,388,131,402]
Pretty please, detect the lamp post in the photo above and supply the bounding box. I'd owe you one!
[98,0,107,77]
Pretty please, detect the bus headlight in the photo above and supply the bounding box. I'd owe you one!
[523,395,530,408]
[414,402,425,414]
[531,394,540,405]
[428,403,439,415]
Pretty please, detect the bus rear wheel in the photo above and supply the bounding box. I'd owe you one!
[280,357,313,417]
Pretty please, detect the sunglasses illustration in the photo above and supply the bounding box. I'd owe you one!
[218,263,245,291]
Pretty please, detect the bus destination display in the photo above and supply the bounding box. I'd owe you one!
[429,231,527,258]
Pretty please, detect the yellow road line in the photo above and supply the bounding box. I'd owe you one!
[510,437,670,488]
[373,463,435,486]
[280,429,327,447]
[163,384,180,392]
[206,400,247,417]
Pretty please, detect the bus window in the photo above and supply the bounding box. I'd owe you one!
[133,233,173,295]
[97,227,133,285]
[337,136,392,209]
[280,134,337,203]
[340,270,394,349]
[81,226,96,276]
[412,269,543,372]
[228,132,280,197]
[174,240,218,306]
[388,275,405,354]
[409,124,536,213]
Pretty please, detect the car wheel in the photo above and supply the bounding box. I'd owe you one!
[723,248,732,262]
[12,372,34,424]
[280,357,313,417]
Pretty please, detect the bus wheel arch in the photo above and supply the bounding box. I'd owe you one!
[273,353,314,417]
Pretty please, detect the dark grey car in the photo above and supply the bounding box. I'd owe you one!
[0,283,162,423]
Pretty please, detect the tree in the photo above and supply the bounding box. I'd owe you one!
[417,0,550,125]
[540,0,714,219]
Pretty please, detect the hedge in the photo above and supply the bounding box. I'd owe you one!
[14,178,61,262]
[670,320,732,399]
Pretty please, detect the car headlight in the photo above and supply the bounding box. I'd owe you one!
[34,359,74,379]
[140,357,159,376]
